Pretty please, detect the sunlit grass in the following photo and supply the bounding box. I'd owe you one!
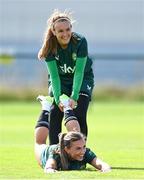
[0,101,144,179]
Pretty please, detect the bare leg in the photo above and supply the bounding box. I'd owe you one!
[60,94,81,132]
[35,126,49,144]
[65,120,80,132]
[34,127,49,165]
[34,95,53,165]
[35,95,53,145]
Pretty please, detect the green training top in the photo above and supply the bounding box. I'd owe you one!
[41,144,96,170]
[45,32,94,104]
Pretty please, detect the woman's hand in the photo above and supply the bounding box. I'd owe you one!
[69,99,77,109]
[44,167,57,173]
[58,102,64,112]
[38,49,44,60]
[91,157,111,173]
[58,96,77,111]
[44,158,57,173]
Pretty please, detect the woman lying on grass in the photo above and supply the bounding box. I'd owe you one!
[34,95,111,173]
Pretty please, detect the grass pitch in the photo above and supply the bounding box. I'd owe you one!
[0,101,144,179]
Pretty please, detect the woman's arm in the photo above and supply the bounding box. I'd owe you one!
[90,157,111,173]
[44,158,57,173]
[71,57,87,101]
[45,60,61,105]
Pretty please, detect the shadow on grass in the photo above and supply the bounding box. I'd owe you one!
[86,167,144,171]
[111,167,144,171]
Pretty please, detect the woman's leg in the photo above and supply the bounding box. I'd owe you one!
[59,94,80,132]
[34,95,52,165]
[34,127,48,165]
[34,111,49,165]
[74,94,90,137]
[35,110,50,144]
[64,107,80,132]
[49,103,63,145]
[65,120,80,132]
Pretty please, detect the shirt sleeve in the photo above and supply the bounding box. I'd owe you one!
[77,37,88,57]
[84,148,97,163]
[45,60,61,105]
[70,37,88,100]
[71,57,87,101]
[45,52,55,62]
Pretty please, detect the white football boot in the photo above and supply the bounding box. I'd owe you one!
[37,95,53,112]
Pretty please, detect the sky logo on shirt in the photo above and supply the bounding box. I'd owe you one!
[59,64,75,74]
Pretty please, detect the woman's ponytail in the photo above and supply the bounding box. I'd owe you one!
[59,133,69,170]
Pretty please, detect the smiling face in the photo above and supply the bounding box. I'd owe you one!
[53,20,72,49]
[64,138,86,161]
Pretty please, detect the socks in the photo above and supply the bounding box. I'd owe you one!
[35,110,50,129]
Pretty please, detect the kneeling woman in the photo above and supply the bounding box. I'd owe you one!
[34,130,111,173]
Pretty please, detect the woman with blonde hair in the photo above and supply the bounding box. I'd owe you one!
[37,9,94,145]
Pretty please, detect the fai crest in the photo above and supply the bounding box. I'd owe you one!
[72,52,77,61]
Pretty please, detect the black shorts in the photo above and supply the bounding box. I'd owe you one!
[48,79,94,100]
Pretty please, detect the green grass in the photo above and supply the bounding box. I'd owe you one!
[0,101,144,179]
